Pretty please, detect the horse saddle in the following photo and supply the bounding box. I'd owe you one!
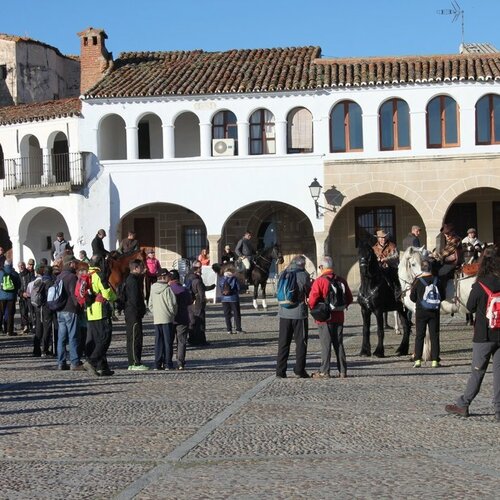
[461,263,479,277]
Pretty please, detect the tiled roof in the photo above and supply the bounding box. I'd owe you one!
[0,98,81,126]
[83,47,500,98]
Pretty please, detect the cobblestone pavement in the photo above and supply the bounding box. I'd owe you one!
[1,295,499,499]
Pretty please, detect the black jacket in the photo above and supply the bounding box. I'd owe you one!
[466,275,500,343]
[91,235,109,258]
[59,269,79,314]
[124,272,146,318]
[410,273,443,313]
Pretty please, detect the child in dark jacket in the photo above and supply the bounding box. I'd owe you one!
[410,260,442,368]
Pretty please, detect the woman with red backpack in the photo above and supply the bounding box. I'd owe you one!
[445,247,500,422]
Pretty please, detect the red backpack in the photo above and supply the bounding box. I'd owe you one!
[74,271,95,307]
[478,282,500,329]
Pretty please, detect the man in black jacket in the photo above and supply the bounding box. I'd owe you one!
[124,259,148,370]
[91,229,109,271]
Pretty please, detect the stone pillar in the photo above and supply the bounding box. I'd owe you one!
[312,230,330,269]
[425,223,443,252]
[275,120,287,155]
[162,124,175,158]
[126,126,139,160]
[41,147,52,186]
[313,117,329,154]
[207,234,221,265]
[237,121,249,156]
[410,110,427,150]
[9,233,20,263]
[362,113,379,152]
[200,123,212,158]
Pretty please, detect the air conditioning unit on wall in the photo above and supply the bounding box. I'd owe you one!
[212,138,235,156]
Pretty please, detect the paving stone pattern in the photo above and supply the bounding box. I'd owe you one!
[1,295,499,499]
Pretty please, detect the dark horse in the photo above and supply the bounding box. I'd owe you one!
[358,241,411,357]
[236,244,284,310]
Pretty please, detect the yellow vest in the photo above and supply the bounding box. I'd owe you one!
[86,266,117,321]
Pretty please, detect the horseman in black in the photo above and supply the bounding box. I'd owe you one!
[372,228,401,300]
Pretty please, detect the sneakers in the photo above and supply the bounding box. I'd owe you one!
[128,364,150,371]
[97,369,115,377]
[414,360,422,368]
[294,372,310,379]
[227,331,234,335]
[445,403,469,417]
[177,364,185,371]
[312,372,330,379]
[57,364,70,371]
[431,360,441,368]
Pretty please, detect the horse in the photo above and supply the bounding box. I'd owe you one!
[398,245,477,360]
[237,244,284,310]
[107,248,147,291]
[357,241,411,357]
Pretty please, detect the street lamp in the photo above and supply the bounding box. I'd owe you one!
[308,178,323,218]
[308,178,340,219]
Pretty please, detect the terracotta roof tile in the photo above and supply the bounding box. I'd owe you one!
[0,98,81,126]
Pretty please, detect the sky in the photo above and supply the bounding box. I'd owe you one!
[1,0,499,59]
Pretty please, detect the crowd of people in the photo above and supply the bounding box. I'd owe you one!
[0,225,498,421]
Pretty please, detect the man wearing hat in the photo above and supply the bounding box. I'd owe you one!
[55,254,83,371]
[432,223,462,292]
[372,228,401,298]
[462,228,482,262]
[52,232,69,262]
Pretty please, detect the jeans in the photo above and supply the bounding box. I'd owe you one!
[154,323,174,369]
[57,311,80,366]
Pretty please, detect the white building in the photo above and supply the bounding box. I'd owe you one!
[1,28,499,286]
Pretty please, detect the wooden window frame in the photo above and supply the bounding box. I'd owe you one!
[379,98,411,151]
[249,109,276,155]
[330,100,364,153]
[427,95,460,148]
[212,110,238,155]
[287,107,314,154]
[476,94,500,145]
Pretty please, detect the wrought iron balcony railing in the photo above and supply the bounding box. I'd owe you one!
[2,152,85,195]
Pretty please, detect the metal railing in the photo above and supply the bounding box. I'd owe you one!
[2,152,85,194]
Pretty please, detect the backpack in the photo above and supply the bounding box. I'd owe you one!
[221,276,237,296]
[1,274,15,292]
[419,277,441,310]
[478,282,500,329]
[30,278,47,307]
[310,276,346,321]
[277,270,298,308]
[46,277,67,312]
[74,271,94,307]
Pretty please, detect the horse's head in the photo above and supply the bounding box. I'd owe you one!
[271,244,284,265]
[358,241,377,278]
[399,245,426,282]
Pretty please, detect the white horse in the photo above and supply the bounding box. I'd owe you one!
[397,246,476,360]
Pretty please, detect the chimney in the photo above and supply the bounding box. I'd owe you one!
[77,27,113,94]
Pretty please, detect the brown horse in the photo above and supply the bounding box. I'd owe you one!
[107,248,147,290]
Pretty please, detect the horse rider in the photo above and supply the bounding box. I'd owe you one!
[431,223,462,292]
[402,225,422,251]
[462,227,483,263]
[91,229,110,276]
[118,231,140,255]
[235,231,255,281]
[372,228,401,300]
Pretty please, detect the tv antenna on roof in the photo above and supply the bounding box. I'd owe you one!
[437,0,465,46]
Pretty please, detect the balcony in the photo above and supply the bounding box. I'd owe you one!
[2,152,85,195]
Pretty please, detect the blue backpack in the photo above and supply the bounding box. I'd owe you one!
[419,277,441,310]
[277,270,298,308]
[46,277,67,312]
